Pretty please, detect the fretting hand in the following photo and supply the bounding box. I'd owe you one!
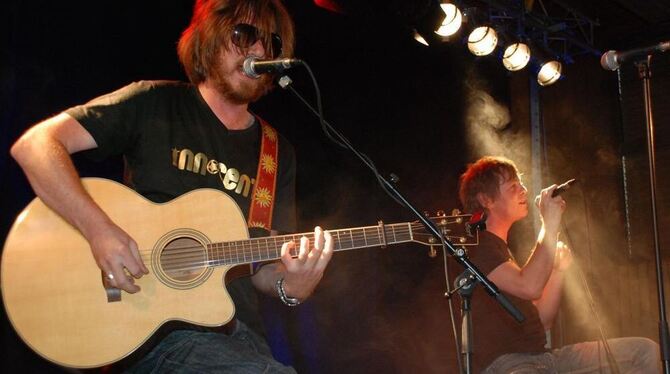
[279,226,334,300]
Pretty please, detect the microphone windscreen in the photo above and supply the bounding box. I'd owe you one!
[600,51,618,71]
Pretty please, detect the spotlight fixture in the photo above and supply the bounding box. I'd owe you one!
[467,26,498,56]
[435,3,462,37]
[502,42,531,71]
[537,60,562,86]
[413,30,429,46]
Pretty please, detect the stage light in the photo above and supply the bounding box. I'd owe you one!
[413,30,429,46]
[502,42,530,71]
[468,26,498,56]
[537,60,562,86]
[435,3,462,37]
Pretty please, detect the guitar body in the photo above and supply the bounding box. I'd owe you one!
[1,178,250,368]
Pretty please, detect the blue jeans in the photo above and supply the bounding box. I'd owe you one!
[128,320,296,373]
[483,337,660,373]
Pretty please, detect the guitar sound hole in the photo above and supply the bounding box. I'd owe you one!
[161,237,207,282]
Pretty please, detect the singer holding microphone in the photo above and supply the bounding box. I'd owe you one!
[10,0,333,372]
[457,156,660,373]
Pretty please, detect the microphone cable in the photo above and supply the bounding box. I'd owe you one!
[441,243,465,373]
[559,191,621,374]
[278,62,465,373]
[540,134,621,373]
[278,63,408,208]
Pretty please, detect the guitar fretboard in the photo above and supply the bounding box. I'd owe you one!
[206,222,415,266]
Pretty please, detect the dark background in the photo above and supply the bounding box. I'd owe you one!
[2,0,670,372]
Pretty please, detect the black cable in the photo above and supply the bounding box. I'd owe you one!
[279,64,465,373]
[560,191,620,374]
[442,245,465,373]
[280,65,407,208]
[539,104,619,372]
[541,176,620,372]
[297,63,347,150]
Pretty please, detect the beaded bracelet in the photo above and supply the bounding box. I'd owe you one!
[275,277,301,307]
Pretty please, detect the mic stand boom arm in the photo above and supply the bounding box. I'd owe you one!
[278,73,525,323]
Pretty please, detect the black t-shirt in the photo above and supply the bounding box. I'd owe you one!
[65,80,297,336]
[461,230,547,371]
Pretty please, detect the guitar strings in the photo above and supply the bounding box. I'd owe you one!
[135,220,460,255]
[136,225,416,273]
[136,225,413,255]
[139,228,408,272]
[131,221,468,274]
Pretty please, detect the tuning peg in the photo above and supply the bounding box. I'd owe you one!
[428,246,438,258]
[454,247,467,258]
[436,209,446,217]
[451,208,461,216]
[423,211,432,218]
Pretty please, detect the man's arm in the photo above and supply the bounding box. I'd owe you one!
[11,112,148,292]
[488,186,566,300]
[251,227,333,301]
[534,242,572,329]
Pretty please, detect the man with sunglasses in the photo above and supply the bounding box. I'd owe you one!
[11,0,330,372]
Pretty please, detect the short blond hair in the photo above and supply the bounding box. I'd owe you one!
[458,156,520,213]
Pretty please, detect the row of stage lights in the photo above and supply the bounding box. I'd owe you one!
[415,3,563,86]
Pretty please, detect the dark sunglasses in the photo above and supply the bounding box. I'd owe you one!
[231,23,283,59]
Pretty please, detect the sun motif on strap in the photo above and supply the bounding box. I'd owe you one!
[253,187,273,208]
[248,221,268,229]
[262,125,277,141]
[260,154,277,174]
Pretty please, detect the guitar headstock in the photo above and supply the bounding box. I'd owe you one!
[411,209,480,248]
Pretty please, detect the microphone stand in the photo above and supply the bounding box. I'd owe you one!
[277,73,526,324]
[446,270,479,374]
[634,55,670,374]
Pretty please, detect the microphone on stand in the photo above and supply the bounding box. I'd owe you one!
[600,40,670,71]
[242,56,303,78]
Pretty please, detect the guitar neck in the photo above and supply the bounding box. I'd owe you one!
[207,222,415,266]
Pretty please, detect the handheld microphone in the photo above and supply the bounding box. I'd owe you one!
[600,41,670,71]
[534,179,577,205]
[551,178,577,197]
[242,56,303,78]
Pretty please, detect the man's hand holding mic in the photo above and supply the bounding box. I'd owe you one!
[534,179,576,231]
[536,184,567,234]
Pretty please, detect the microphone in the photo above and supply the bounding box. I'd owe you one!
[551,178,577,198]
[600,40,670,71]
[242,56,303,78]
[534,179,577,205]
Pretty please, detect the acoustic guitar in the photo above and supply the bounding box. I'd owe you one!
[1,178,477,368]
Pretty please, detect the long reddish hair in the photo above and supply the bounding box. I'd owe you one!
[177,0,295,85]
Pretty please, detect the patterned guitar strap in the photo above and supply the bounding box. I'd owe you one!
[247,116,279,231]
